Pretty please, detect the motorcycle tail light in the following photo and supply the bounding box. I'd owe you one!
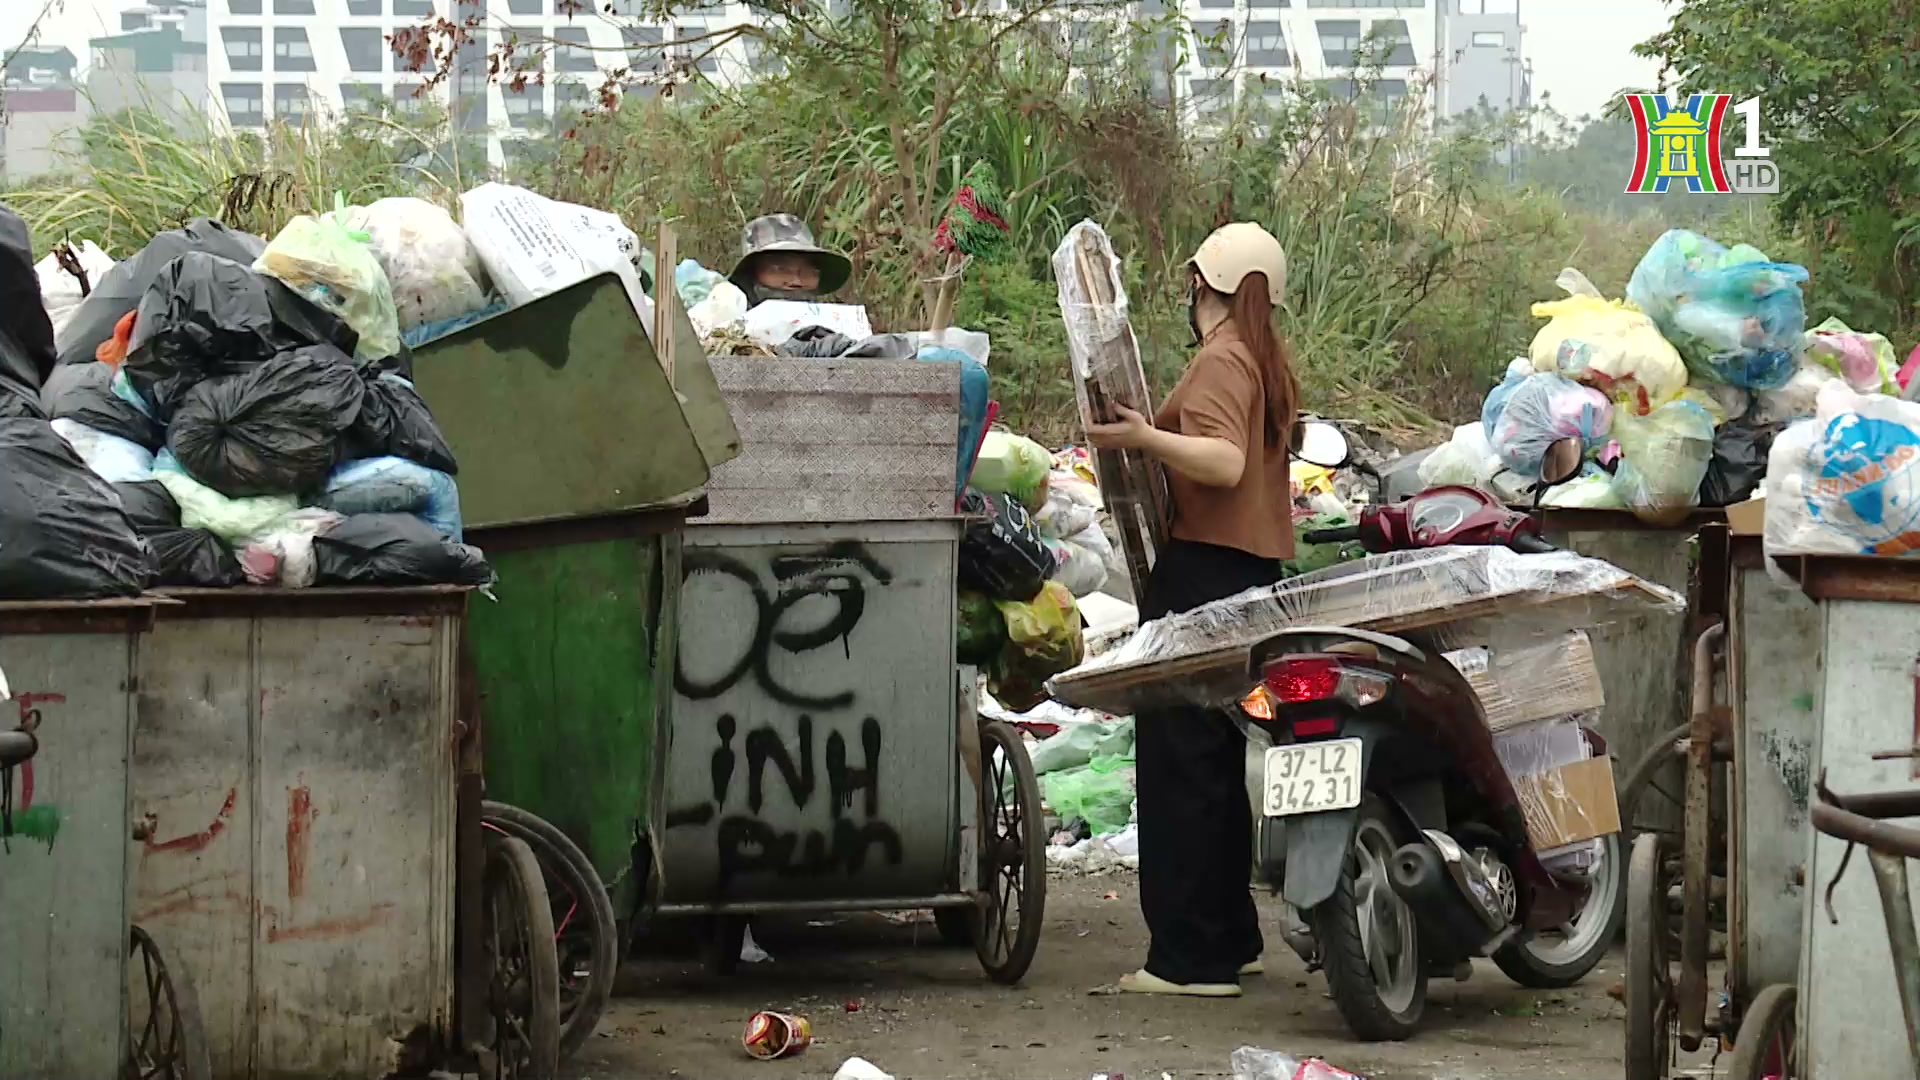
[1292,716,1340,737]
[1240,686,1274,720]
[1262,654,1392,709]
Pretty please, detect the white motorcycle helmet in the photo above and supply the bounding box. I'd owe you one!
[1188,221,1288,305]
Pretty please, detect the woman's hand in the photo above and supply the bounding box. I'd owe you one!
[1087,405,1156,451]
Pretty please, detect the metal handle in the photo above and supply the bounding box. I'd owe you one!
[0,729,37,767]
[1509,533,1555,555]
[1303,525,1362,545]
[1812,787,1920,859]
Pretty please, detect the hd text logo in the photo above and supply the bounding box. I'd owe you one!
[1624,93,1779,195]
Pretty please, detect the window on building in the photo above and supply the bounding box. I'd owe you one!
[221,82,264,126]
[122,11,150,30]
[393,81,429,113]
[272,0,315,13]
[346,0,381,13]
[1198,0,1233,8]
[339,28,384,73]
[1246,20,1288,66]
[622,25,663,72]
[274,28,316,72]
[1189,77,1232,119]
[676,25,718,73]
[1471,29,1505,48]
[503,84,545,128]
[552,27,597,72]
[1307,0,1422,6]
[554,80,591,116]
[227,0,261,13]
[505,0,542,12]
[393,0,435,16]
[222,28,263,72]
[1372,18,1416,64]
[1316,19,1360,66]
[274,83,312,121]
[1134,0,1165,14]
[1197,19,1232,68]
[1320,76,1356,99]
[1456,0,1516,12]
[1249,0,1290,7]
[340,82,382,112]
[744,36,783,74]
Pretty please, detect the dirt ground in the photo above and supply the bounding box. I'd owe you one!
[566,871,1631,1080]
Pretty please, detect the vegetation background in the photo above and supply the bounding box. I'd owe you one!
[5,0,1913,446]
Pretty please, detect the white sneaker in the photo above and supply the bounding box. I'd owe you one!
[1117,969,1244,997]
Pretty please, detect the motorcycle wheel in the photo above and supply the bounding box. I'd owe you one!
[1492,831,1626,987]
[1310,796,1425,1041]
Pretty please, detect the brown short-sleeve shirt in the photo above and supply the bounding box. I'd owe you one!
[1152,323,1294,561]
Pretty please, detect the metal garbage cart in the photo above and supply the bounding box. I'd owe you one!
[648,356,1047,984]
[128,586,559,1080]
[0,596,213,1080]
[408,273,737,1056]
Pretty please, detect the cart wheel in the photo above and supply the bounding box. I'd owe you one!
[973,720,1045,985]
[481,801,618,1064]
[480,833,562,1080]
[1618,724,1726,945]
[1625,833,1677,1080]
[125,925,211,1080]
[1727,984,1798,1080]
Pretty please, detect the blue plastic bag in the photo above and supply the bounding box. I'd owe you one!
[1481,367,1612,480]
[320,456,463,541]
[1626,230,1809,391]
[921,345,991,504]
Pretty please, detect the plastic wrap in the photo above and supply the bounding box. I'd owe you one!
[52,418,155,484]
[1418,422,1502,490]
[988,580,1086,711]
[339,197,488,332]
[1626,230,1809,390]
[1765,380,1920,557]
[152,448,300,544]
[320,455,463,540]
[1483,370,1613,480]
[1049,546,1683,714]
[1052,221,1139,383]
[1493,718,1620,852]
[255,206,403,363]
[36,240,115,338]
[239,507,345,588]
[1528,267,1686,410]
[1443,631,1605,731]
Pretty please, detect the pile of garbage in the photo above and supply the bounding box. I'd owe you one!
[7,196,497,598]
[1419,229,1915,521]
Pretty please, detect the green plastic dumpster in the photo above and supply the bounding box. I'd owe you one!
[412,274,737,924]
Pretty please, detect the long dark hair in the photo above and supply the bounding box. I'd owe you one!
[1225,271,1298,446]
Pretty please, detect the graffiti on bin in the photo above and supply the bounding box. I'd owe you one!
[668,542,905,884]
[1,692,66,854]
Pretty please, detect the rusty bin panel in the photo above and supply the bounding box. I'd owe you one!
[657,520,961,905]
[0,603,153,1080]
[130,590,463,1080]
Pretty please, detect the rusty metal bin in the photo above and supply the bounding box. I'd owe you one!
[0,599,157,1080]
[128,587,468,1080]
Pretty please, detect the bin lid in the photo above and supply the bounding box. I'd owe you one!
[411,274,737,529]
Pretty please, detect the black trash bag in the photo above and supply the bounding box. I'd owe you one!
[958,488,1053,602]
[345,371,457,474]
[114,480,181,530]
[777,326,854,358]
[1699,421,1783,508]
[166,345,366,497]
[41,362,164,449]
[0,205,56,394]
[844,333,917,358]
[124,252,359,418]
[0,417,156,598]
[143,527,246,588]
[0,370,44,420]
[56,218,266,369]
[312,513,493,587]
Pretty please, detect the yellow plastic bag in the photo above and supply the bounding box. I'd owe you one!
[1609,398,1715,523]
[988,581,1086,710]
[971,430,1052,510]
[255,195,403,363]
[1290,460,1334,496]
[1529,269,1687,413]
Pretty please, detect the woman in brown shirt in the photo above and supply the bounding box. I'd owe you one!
[1088,222,1299,997]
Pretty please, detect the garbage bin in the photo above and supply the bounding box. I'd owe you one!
[129,587,470,1080]
[0,598,157,1080]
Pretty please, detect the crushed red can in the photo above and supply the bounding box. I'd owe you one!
[742,1010,812,1060]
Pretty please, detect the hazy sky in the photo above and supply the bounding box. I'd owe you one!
[5,0,1673,121]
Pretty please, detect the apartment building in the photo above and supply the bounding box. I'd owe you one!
[193,0,1520,157]
[1,46,85,179]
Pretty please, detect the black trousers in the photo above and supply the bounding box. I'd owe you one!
[1136,539,1281,985]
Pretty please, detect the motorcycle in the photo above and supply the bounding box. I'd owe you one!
[1242,423,1622,1041]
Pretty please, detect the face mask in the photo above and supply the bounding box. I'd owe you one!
[1187,280,1203,346]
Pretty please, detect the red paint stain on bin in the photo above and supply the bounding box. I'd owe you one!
[266,904,395,944]
[145,788,237,854]
[286,786,315,899]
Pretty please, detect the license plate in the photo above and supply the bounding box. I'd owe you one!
[1263,738,1363,817]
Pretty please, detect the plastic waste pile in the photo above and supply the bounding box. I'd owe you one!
[11,199,492,598]
[1416,229,1892,520]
